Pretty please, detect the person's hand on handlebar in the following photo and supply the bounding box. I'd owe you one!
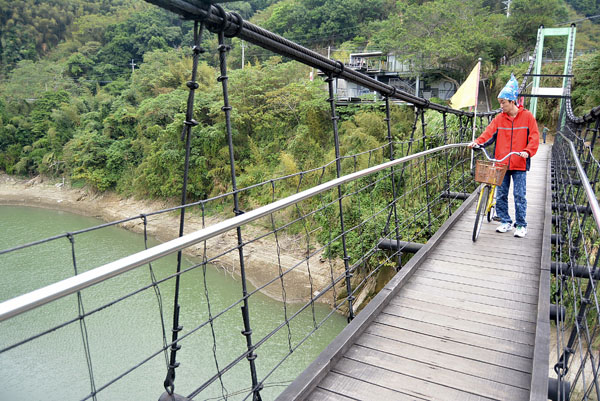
[470,143,528,159]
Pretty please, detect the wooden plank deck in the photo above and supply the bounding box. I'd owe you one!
[278,144,552,401]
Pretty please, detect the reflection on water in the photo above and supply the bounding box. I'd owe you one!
[0,206,345,400]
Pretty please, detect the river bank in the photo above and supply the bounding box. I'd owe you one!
[0,174,345,305]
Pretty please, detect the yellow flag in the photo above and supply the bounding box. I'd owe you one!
[449,61,480,109]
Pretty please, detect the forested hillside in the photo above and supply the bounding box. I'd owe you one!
[0,0,599,202]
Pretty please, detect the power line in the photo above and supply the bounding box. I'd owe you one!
[555,14,600,26]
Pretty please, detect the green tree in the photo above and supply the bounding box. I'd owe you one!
[566,0,600,20]
[29,91,70,142]
[262,0,393,45]
[571,51,600,115]
[369,0,511,76]
[93,7,188,80]
[1,59,77,114]
[66,52,94,79]
[0,0,143,73]
[64,131,116,191]
[132,122,188,198]
[508,0,569,47]
[132,49,213,98]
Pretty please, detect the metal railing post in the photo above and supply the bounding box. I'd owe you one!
[384,96,402,270]
[459,116,468,194]
[443,113,452,218]
[420,109,432,235]
[325,73,355,321]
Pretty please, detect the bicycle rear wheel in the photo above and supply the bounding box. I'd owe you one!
[473,185,490,242]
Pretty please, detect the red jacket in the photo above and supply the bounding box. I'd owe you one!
[474,105,540,171]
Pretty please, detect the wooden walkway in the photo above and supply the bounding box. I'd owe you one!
[278,144,552,401]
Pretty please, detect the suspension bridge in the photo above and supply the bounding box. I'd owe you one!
[1,2,599,401]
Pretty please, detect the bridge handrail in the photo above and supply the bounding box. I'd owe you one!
[0,142,470,323]
[557,131,600,229]
[551,127,600,399]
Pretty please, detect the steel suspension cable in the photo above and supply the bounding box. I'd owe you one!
[163,19,205,397]
[291,176,318,329]
[269,180,293,352]
[141,214,170,369]
[68,233,98,401]
[142,0,500,117]
[198,201,230,401]
[215,16,263,399]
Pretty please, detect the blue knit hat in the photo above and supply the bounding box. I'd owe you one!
[498,74,519,102]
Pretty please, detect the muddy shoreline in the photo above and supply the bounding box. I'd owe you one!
[0,174,343,304]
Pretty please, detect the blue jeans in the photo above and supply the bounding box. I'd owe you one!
[496,170,527,227]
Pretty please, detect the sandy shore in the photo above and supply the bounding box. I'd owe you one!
[0,174,343,304]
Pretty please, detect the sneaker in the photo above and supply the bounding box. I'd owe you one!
[514,226,527,238]
[496,222,513,233]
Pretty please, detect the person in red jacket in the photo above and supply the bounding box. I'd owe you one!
[469,74,540,238]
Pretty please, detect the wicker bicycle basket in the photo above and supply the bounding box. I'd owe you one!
[474,160,508,185]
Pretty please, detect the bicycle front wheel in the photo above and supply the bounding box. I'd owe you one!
[487,205,495,222]
[473,185,490,242]
[486,186,496,222]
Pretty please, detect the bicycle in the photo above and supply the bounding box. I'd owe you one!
[471,146,521,242]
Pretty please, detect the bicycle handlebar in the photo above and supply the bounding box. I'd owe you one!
[471,145,522,163]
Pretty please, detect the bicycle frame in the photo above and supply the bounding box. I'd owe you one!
[476,183,496,217]
[471,146,522,241]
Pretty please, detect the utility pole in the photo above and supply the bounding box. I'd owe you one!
[130,59,136,74]
[503,0,511,17]
[241,40,245,69]
[415,75,420,97]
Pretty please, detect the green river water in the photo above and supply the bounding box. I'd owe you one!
[0,206,346,401]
